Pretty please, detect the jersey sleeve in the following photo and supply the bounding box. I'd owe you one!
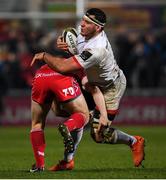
[73,48,102,69]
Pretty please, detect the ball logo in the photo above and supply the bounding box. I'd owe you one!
[67,33,77,54]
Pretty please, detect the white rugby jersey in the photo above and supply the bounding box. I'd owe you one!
[74,31,123,88]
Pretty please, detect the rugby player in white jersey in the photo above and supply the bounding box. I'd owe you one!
[31,8,145,167]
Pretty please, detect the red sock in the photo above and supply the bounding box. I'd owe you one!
[64,113,86,132]
[30,129,46,168]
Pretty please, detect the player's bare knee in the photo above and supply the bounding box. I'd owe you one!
[31,117,45,130]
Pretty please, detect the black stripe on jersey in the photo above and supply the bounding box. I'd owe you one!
[79,50,92,61]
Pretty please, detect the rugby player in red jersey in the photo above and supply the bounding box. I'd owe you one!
[30,64,89,172]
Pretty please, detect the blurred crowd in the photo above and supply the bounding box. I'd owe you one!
[0,19,166,95]
[0,19,59,92]
[114,26,166,89]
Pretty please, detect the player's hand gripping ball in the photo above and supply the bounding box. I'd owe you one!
[62,27,78,55]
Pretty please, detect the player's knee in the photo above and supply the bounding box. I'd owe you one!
[31,116,45,130]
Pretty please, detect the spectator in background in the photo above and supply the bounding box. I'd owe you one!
[0,51,8,114]
[143,32,162,87]
[115,28,139,88]
[6,52,27,88]
[158,27,166,87]
[0,19,166,90]
[127,41,147,88]
[0,72,7,114]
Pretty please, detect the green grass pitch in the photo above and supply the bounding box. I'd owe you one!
[0,125,166,179]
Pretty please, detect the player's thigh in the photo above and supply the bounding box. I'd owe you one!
[31,100,51,129]
[51,98,61,116]
[62,94,89,120]
[51,98,69,117]
[104,75,126,112]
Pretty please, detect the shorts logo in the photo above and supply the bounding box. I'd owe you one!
[79,50,92,61]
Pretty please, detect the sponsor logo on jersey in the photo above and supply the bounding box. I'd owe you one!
[79,50,92,61]
[35,72,59,78]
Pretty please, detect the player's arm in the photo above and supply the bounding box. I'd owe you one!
[31,52,82,73]
[84,82,109,127]
[44,52,81,73]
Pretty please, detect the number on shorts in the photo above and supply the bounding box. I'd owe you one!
[62,87,75,96]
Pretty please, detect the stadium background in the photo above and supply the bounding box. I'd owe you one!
[0,0,166,178]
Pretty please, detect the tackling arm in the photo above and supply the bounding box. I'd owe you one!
[84,82,109,127]
[31,52,81,73]
[44,53,79,73]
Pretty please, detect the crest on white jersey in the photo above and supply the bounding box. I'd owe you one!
[79,50,92,61]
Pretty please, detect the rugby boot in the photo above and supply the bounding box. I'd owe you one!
[30,164,44,173]
[131,136,145,167]
[48,159,74,171]
[58,124,75,153]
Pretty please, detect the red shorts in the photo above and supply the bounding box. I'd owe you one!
[31,65,82,104]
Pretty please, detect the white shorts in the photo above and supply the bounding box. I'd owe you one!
[102,71,126,114]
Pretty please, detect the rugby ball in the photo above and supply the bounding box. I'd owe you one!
[62,27,78,55]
